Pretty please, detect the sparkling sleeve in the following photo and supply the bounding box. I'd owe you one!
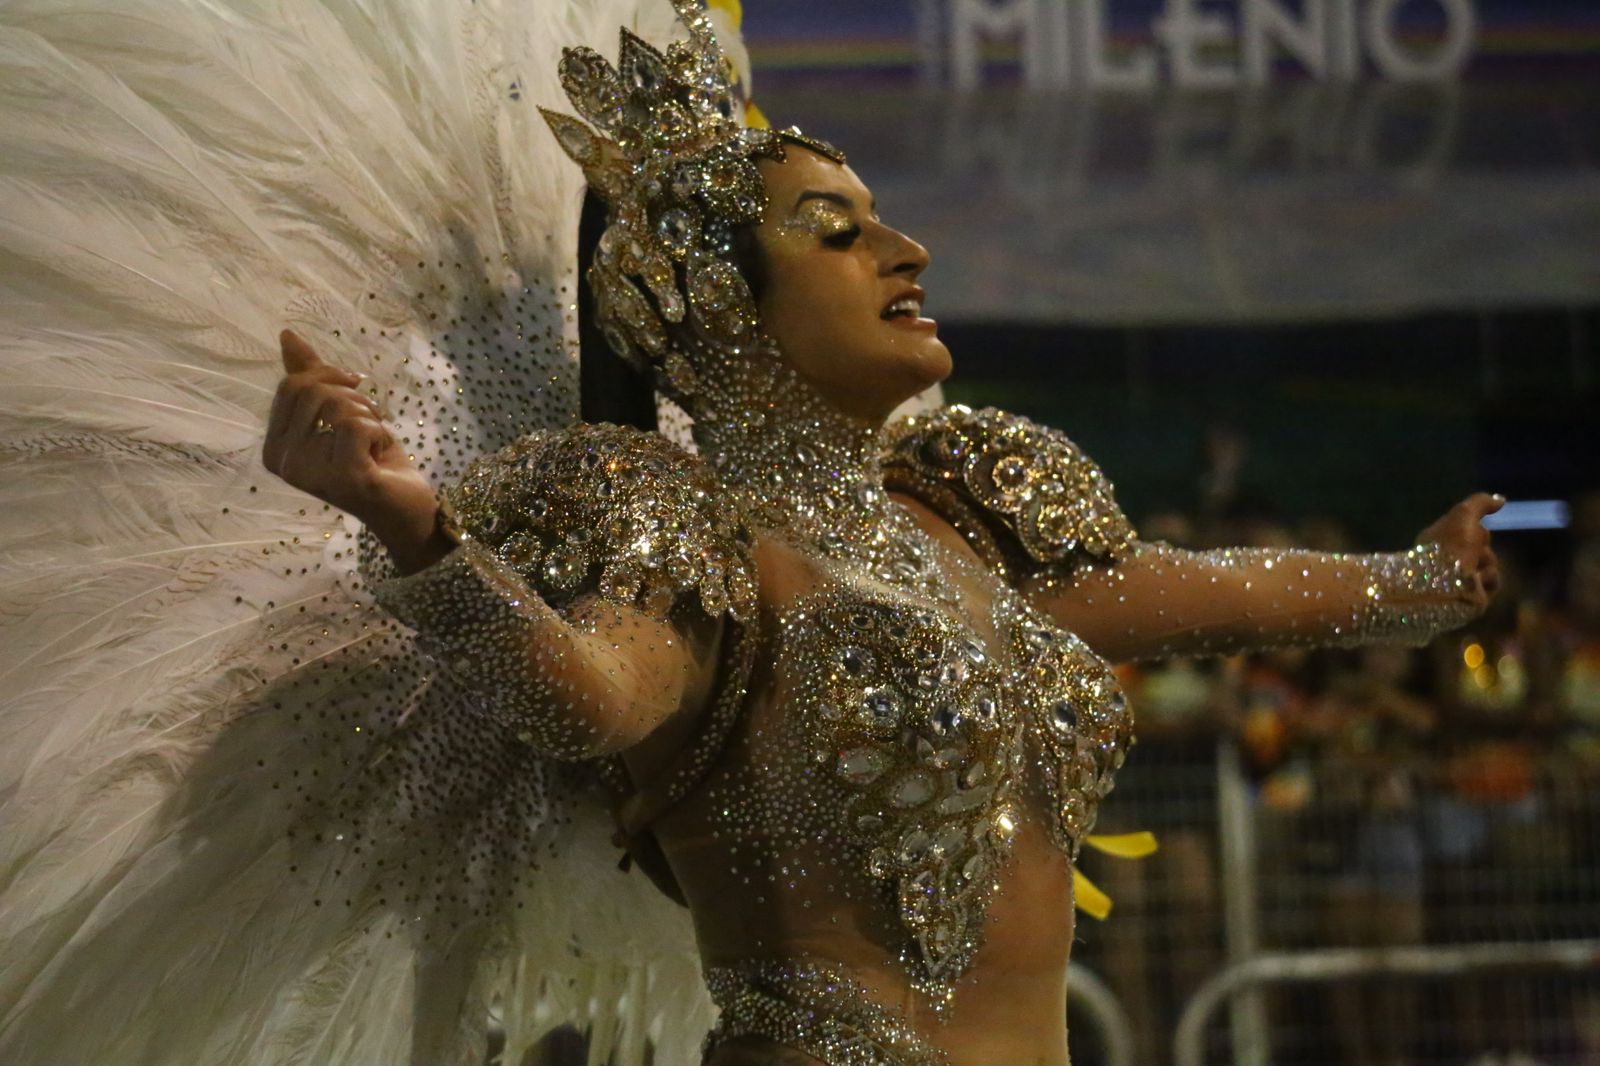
[1023,539,1480,662]
[880,406,1477,660]
[370,423,757,758]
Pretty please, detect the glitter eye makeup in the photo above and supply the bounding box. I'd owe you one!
[782,199,858,241]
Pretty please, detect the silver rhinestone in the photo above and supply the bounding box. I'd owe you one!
[837,747,889,786]
[897,829,933,864]
[890,772,935,808]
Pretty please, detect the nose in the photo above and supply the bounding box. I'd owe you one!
[877,222,930,279]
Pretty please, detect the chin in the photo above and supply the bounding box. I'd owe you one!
[906,338,953,389]
[867,345,951,422]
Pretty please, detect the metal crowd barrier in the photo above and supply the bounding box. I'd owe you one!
[1173,940,1600,1066]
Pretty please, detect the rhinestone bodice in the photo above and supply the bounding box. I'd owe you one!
[694,495,1131,1009]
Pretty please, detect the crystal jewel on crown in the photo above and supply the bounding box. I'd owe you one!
[539,0,842,409]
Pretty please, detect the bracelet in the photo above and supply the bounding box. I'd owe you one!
[434,495,468,546]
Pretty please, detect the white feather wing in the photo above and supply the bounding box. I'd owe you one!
[0,2,713,1063]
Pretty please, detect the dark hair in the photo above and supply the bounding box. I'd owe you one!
[577,189,655,428]
[576,187,767,428]
[726,221,767,302]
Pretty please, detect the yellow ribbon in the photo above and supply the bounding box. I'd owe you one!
[1084,831,1159,858]
[706,0,742,27]
[743,99,771,129]
[1073,832,1159,920]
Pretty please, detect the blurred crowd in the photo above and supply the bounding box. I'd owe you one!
[1076,440,1600,1066]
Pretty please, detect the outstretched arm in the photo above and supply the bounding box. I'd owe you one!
[1021,495,1503,663]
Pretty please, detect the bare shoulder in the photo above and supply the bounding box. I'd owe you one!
[887,489,988,570]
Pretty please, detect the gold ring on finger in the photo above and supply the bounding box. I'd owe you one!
[313,418,335,436]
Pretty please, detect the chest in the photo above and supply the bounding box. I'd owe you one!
[766,546,1130,847]
[720,521,1132,998]
[742,526,1130,991]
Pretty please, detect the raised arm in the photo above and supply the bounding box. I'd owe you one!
[1020,495,1502,663]
[263,332,752,759]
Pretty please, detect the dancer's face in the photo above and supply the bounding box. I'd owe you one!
[752,147,950,424]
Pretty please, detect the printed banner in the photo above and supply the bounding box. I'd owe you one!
[745,1,1600,323]
[747,0,1600,82]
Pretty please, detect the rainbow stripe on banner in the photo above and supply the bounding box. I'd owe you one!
[745,0,1600,76]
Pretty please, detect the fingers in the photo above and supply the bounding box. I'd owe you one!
[273,389,337,477]
[284,388,333,461]
[279,329,321,374]
[267,331,368,473]
[262,332,430,536]
[280,329,325,376]
[268,384,380,477]
[1459,492,1506,521]
[334,417,393,473]
[304,391,380,452]
[1412,494,1507,614]
[1439,494,1501,551]
[1478,545,1502,596]
[280,330,362,385]
[263,393,287,473]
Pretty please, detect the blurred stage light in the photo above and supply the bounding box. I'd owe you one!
[1482,500,1572,532]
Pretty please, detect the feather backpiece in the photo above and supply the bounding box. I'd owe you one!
[0,1,719,1063]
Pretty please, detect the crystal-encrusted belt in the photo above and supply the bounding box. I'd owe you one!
[701,960,948,1066]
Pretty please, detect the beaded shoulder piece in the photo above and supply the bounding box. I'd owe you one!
[881,406,1137,582]
[436,422,761,880]
[443,421,758,624]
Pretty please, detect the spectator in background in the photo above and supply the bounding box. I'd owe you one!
[1217,518,1335,1059]
[1576,981,1600,1066]
[1196,424,1249,538]
[1426,555,1555,1062]
[1316,645,1436,1066]
[1425,556,1543,917]
[1531,528,1600,1064]
[1085,511,1232,1066]
[1535,537,1600,773]
[1080,484,1595,1065]
[1226,520,1322,835]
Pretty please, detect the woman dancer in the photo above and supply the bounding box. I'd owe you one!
[0,1,1499,1063]
[263,7,1500,1064]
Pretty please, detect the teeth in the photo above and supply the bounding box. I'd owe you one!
[884,297,920,318]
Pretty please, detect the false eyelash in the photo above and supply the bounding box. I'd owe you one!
[822,226,861,249]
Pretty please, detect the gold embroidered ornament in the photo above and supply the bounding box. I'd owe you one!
[539,0,839,407]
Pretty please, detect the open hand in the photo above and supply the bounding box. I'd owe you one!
[1415,493,1504,612]
[262,331,443,567]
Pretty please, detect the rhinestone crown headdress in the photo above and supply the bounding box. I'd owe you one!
[540,0,842,403]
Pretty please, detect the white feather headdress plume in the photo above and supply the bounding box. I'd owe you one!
[0,1,741,1062]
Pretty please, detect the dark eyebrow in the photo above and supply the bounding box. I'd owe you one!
[794,189,878,215]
